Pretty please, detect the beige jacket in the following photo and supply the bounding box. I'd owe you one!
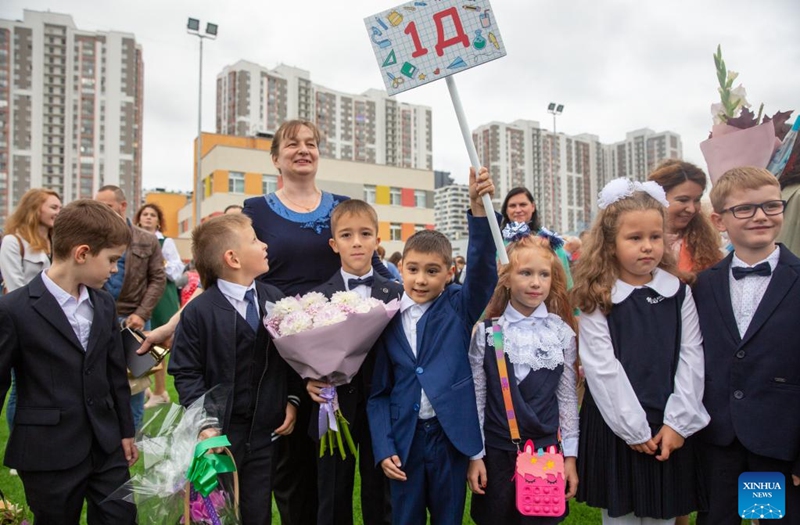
[777,183,800,257]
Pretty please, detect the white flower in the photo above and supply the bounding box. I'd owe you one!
[711,102,727,125]
[729,84,750,114]
[300,292,327,309]
[726,70,739,83]
[272,296,302,319]
[330,291,361,307]
[279,310,314,335]
[313,303,349,327]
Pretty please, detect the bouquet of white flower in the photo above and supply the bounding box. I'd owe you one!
[264,291,400,458]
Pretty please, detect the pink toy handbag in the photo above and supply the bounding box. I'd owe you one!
[492,321,566,517]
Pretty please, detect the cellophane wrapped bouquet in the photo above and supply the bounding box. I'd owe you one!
[107,389,240,524]
[265,291,399,458]
[700,45,795,183]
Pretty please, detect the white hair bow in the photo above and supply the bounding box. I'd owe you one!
[597,178,669,210]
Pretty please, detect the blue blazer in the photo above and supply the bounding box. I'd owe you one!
[694,245,800,472]
[368,213,498,466]
[0,274,134,471]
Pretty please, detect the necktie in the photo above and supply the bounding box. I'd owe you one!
[244,289,260,332]
[348,276,374,289]
[732,262,772,280]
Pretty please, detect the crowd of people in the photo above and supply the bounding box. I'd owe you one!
[0,119,799,525]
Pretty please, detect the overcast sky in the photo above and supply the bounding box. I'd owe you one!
[3,0,799,191]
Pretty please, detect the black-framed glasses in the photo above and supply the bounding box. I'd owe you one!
[721,200,786,219]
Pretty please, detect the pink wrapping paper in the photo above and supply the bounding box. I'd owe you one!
[267,299,400,385]
[700,121,777,183]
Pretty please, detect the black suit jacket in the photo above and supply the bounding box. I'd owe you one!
[169,281,303,442]
[0,274,134,471]
[308,271,403,440]
[694,245,800,474]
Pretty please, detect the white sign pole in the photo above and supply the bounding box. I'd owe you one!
[446,76,508,264]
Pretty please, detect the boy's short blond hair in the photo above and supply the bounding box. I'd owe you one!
[52,200,131,260]
[192,214,251,289]
[710,167,780,213]
[330,199,379,234]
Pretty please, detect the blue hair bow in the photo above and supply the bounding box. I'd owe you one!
[537,227,565,251]
[502,221,531,243]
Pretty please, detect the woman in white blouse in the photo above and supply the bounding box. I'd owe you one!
[134,203,184,407]
[0,188,61,446]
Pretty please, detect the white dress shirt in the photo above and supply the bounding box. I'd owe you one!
[469,302,580,458]
[341,268,374,299]
[579,268,710,445]
[729,247,780,338]
[399,293,435,419]
[41,270,93,351]
[217,279,259,320]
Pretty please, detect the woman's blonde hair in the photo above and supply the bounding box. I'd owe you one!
[4,188,60,253]
[648,159,721,272]
[570,191,692,315]
[486,235,576,333]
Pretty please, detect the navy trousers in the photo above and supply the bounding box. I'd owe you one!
[389,417,469,525]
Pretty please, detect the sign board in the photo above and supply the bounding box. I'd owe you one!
[364,0,507,96]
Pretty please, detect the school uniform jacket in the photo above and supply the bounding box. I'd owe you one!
[168,281,303,444]
[309,271,403,439]
[694,244,800,474]
[368,212,499,466]
[0,273,134,471]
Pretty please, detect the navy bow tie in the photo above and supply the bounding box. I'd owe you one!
[732,262,772,280]
[348,276,374,289]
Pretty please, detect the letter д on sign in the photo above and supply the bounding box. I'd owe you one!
[364,0,507,96]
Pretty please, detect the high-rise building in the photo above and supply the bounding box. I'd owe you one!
[433,184,469,243]
[473,120,681,233]
[603,128,683,183]
[0,10,144,225]
[434,169,453,189]
[215,61,432,170]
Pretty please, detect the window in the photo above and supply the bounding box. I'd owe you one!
[262,174,277,195]
[390,223,402,241]
[414,190,426,208]
[364,185,376,203]
[229,171,245,193]
[414,224,426,232]
[390,187,401,205]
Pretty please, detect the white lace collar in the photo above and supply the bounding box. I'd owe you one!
[487,303,574,372]
[611,268,679,304]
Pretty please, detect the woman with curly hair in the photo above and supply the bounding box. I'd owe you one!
[648,160,722,274]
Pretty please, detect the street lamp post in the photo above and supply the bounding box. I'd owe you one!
[546,102,564,230]
[187,18,218,228]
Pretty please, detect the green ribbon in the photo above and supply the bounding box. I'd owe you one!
[186,435,236,497]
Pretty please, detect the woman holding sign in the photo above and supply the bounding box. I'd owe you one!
[242,119,392,525]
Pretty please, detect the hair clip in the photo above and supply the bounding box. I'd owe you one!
[597,178,670,210]
[537,227,565,251]
[502,221,531,242]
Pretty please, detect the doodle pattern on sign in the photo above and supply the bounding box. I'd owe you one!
[364,0,507,95]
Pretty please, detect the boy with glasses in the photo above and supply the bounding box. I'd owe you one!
[694,166,800,523]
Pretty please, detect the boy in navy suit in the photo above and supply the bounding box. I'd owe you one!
[169,214,302,525]
[306,199,403,525]
[0,200,137,524]
[694,166,800,524]
[368,167,498,524]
